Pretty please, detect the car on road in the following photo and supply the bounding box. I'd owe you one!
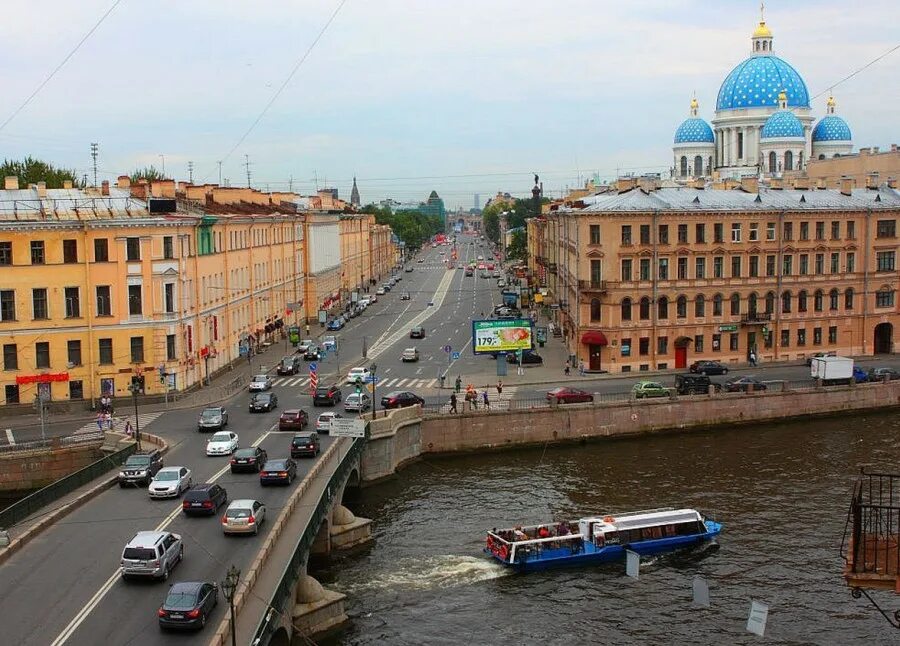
[867,367,900,381]
[278,409,308,432]
[260,458,298,485]
[230,447,268,473]
[853,367,870,383]
[304,344,322,361]
[400,291,411,300]
[382,283,392,292]
[121,530,183,581]
[344,392,371,412]
[197,406,228,432]
[313,384,342,406]
[632,381,670,399]
[410,326,426,339]
[297,339,315,354]
[290,432,321,458]
[157,581,217,631]
[181,483,227,516]
[327,318,345,331]
[367,294,378,304]
[376,287,386,295]
[805,351,838,367]
[405,266,414,272]
[277,355,302,375]
[401,347,419,362]
[417,258,425,263]
[149,467,192,499]
[222,500,267,536]
[346,367,372,384]
[492,271,501,278]
[249,392,278,412]
[507,351,543,365]
[118,450,164,487]
[316,411,342,432]
[381,391,425,409]
[674,373,721,395]
[393,274,402,282]
[465,269,474,277]
[547,387,594,404]
[689,360,729,375]
[205,431,239,456]
[724,376,768,392]
[322,335,337,351]
[248,374,273,391]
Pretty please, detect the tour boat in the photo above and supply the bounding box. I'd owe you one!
[484,508,722,572]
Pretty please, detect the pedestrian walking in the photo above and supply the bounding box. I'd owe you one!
[579,360,585,377]
[96,413,104,432]
[482,390,491,409]
[497,381,503,395]
[305,323,310,336]
[124,420,134,437]
[749,351,757,367]
[455,376,462,393]
[103,412,112,430]
[439,373,446,389]
[449,392,458,413]
[564,363,571,376]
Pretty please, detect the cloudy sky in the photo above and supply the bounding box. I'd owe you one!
[0,0,897,208]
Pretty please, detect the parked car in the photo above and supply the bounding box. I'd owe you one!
[507,351,543,365]
[297,339,314,354]
[632,381,670,399]
[197,406,228,432]
[313,384,342,406]
[205,431,239,456]
[400,292,411,300]
[382,283,392,292]
[157,581,217,631]
[249,392,278,412]
[260,458,298,486]
[304,344,322,361]
[724,376,768,392]
[327,318,344,331]
[344,392,371,412]
[867,367,900,381]
[375,287,386,295]
[674,374,721,395]
[380,391,425,409]
[546,387,594,404]
[278,409,308,432]
[322,336,337,351]
[401,347,420,362]
[181,483,227,516]
[404,266,414,272]
[222,500,267,536]
[689,360,729,375]
[248,374,272,391]
[230,447,268,473]
[118,450,164,487]
[149,467,192,499]
[410,326,426,339]
[290,432,321,458]
[316,411,342,432]
[417,258,425,264]
[277,355,302,375]
[121,530,183,581]
[853,367,870,383]
[346,367,372,384]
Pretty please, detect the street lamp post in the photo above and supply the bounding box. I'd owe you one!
[221,565,240,646]
[128,381,142,451]
[370,363,378,418]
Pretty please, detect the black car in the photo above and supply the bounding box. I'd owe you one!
[230,447,268,473]
[674,373,721,395]
[313,384,342,406]
[118,450,164,487]
[249,392,278,412]
[506,351,543,365]
[157,581,218,631]
[689,360,729,375]
[260,458,298,486]
[277,355,302,375]
[724,376,768,393]
[181,483,227,515]
[867,367,900,381]
[290,432,321,458]
[409,326,426,339]
[380,391,425,409]
[304,345,322,361]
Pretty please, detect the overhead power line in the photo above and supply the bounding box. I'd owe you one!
[812,41,900,100]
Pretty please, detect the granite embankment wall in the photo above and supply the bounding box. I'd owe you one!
[360,382,900,482]
[0,441,105,493]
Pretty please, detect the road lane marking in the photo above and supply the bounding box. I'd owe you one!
[5,428,14,445]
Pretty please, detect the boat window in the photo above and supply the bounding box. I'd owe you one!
[664,524,676,537]
[651,526,663,539]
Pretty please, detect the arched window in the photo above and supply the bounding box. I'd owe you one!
[639,296,651,320]
[748,292,758,316]
[818,153,825,160]
[713,293,723,316]
[814,289,824,312]
[680,156,688,178]
[798,151,804,169]
[676,295,687,318]
[694,155,703,177]
[784,150,793,171]
[829,289,839,311]
[768,151,777,173]
[765,291,776,314]
[730,292,741,316]
[695,294,706,317]
[621,298,632,321]
[798,289,808,312]
[590,298,601,321]
[844,288,854,310]
[782,290,792,313]
[658,296,669,319]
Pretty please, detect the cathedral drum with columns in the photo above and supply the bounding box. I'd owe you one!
[673,9,854,180]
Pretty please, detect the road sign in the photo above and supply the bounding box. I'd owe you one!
[364,375,378,383]
[451,351,461,361]
[443,345,452,353]
[329,418,366,438]
[309,362,318,372]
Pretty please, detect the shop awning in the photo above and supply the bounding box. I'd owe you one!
[581,331,609,346]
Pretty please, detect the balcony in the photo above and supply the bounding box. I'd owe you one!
[740,312,771,325]
[578,279,607,293]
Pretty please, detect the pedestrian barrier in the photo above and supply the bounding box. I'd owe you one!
[0,431,105,455]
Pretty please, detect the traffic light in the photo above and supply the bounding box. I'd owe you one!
[355,377,362,394]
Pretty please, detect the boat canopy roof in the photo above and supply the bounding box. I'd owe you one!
[586,509,701,532]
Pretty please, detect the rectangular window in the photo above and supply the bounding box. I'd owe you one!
[31,240,45,264]
[876,251,895,272]
[695,257,706,279]
[35,341,50,369]
[69,380,83,400]
[847,221,856,240]
[3,344,17,370]
[815,253,824,275]
[63,239,78,263]
[828,326,838,344]
[166,334,176,361]
[876,220,896,238]
[658,258,669,280]
[0,290,15,321]
[729,333,739,351]
[731,223,741,243]
[0,241,11,265]
[67,340,82,366]
[621,338,631,357]
[731,256,741,278]
[766,255,776,277]
[94,238,109,262]
[846,252,855,273]
[163,235,174,259]
[32,288,48,319]
[800,221,809,241]
[677,224,688,244]
[713,256,724,278]
[99,338,113,364]
[694,335,704,352]
[126,237,141,261]
[639,337,649,356]
[712,333,721,352]
[658,225,669,245]
[696,223,706,243]
[815,221,825,241]
[639,225,650,245]
[639,258,651,281]
[621,259,632,281]
[749,223,759,241]
[128,285,142,315]
[130,336,144,363]
[783,222,793,241]
[737,131,744,158]
[749,255,759,277]
[813,327,822,345]
[831,221,840,240]
[830,252,840,274]
[590,260,602,286]
[714,223,724,243]
[797,329,807,346]
[657,336,668,355]
[64,287,80,318]
[875,290,895,308]
[677,257,688,280]
[766,222,776,241]
[96,285,111,316]
[781,329,790,347]
[783,255,793,276]
[621,225,632,245]
[799,254,809,275]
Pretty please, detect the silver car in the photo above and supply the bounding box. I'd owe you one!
[121,530,183,580]
[149,466,193,499]
[221,499,267,536]
[248,374,272,392]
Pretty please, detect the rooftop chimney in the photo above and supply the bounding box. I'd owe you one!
[130,182,148,200]
[816,178,827,190]
[770,177,783,190]
[63,180,73,189]
[887,177,897,190]
[792,176,810,190]
[865,172,880,189]
[4,176,18,190]
[840,176,853,196]
[116,175,131,189]
[693,178,705,190]
[616,177,637,193]
[36,181,47,198]
[101,180,110,196]
[740,176,759,193]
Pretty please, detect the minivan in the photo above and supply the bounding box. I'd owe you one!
[121,530,183,580]
[674,373,720,395]
[344,392,371,412]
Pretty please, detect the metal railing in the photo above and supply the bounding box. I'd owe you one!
[0,442,137,530]
[0,431,105,455]
[842,470,900,581]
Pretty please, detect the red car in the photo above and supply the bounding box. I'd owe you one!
[546,387,594,404]
[279,409,308,432]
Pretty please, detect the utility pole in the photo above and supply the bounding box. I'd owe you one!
[217,160,223,185]
[288,174,293,192]
[159,154,166,177]
[90,143,99,187]
[244,154,252,188]
[187,161,194,183]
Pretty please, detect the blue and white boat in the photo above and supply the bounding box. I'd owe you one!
[485,507,722,572]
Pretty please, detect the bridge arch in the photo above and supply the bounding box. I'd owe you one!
[269,627,290,646]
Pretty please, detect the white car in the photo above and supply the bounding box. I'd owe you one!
[375,287,386,295]
[322,335,337,351]
[316,411,342,432]
[206,431,239,456]
[149,467,192,499]
[344,392,371,412]
[346,367,372,384]
[249,374,272,392]
[222,499,267,536]
[297,339,314,353]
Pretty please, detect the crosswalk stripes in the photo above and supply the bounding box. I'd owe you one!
[75,411,164,435]
[436,387,520,413]
[271,375,440,390]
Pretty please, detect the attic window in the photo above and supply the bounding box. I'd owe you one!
[875,194,882,202]
[692,196,700,204]
[800,195,806,203]
[754,195,762,203]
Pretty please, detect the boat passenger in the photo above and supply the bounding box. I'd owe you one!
[538,526,551,539]
[513,527,527,541]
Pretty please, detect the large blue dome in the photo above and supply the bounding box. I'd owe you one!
[674,117,714,144]
[761,110,804,139]
[716,55,810,111]
[812,115,852,142]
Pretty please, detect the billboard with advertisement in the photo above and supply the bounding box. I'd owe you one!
[472,319,534,355]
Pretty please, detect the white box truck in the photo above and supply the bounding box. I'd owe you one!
[810,356,853,384]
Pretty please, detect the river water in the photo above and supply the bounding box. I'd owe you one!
[319,412,900,645]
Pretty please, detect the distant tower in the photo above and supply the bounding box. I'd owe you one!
[474,193,480,210]
[350,176,360,206]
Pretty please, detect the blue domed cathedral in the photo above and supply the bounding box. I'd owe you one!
[673,7,853,180]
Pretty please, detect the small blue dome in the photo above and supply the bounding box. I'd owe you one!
[674,118,714,144]
[761,110,804,139]
[716,55,810,111]
[812,115,852,142]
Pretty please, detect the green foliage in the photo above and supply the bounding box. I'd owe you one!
[361,204,443,250]
[482,209,500,244]
[507,229,527,260]
[130,165,167,182]
[0,157,81,189]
